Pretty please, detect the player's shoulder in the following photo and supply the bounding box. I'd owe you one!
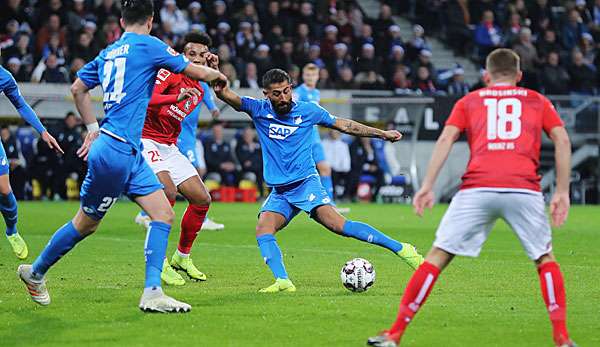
[0,66,16,87]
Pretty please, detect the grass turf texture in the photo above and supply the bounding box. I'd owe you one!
[0,202,598,347]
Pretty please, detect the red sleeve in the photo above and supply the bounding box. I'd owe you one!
[445,97,468,131]
[541,95,564,134]
[148,69,179,106]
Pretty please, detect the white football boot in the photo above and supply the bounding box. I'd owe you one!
[18,264,50,306]
[139,288,191,313]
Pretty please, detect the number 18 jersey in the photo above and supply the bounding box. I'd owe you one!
[446,85,564,192]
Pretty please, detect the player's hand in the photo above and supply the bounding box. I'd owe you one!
[550,191,570,227]
[381,130,402,142]
[206,53,219,70]
[212,74,229,93]
[77,130,99,161]
[40,131,64,154]
[413,187,435,217]
[177,88,201,102]
[210,109,220,119]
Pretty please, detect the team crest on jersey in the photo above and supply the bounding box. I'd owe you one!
[184,99,192,111]
[167,47,180,56]
[268,124,298,140]
[294,115,303,125]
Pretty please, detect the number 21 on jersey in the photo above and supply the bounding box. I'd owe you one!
[102,58,127,104]
[484,98,522,140]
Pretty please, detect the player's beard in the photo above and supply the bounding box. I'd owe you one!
[274,101,292,115]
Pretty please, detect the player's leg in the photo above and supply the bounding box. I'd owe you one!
[172,171,212,281]
[312,204,423,269]
[501,192,575,346]
[0,171,26,259]
[256,210,297,293]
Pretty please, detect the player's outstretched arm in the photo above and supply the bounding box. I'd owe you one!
[71,78,100,160]
[213,80,243,112]
[182,64,227,85]
[413,125,461,216]
[548,126,571,227]
[331,118,402,142]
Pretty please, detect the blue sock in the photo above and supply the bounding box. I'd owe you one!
[320,175,335,203]
[256,234,288,280]
[144,221,171,288]
[32,221,84,276]
[140,210,148,217]
[0,192,18,236]
[342,220,403,253]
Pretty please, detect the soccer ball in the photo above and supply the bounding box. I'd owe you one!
[340,258,375,292]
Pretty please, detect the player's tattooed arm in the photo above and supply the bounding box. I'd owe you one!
[332,118,402,142]
[213,79,245,114]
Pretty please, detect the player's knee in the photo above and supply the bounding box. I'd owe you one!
[163,188,178,204]
[154,207,175,225]
[535,252,556,266]
[255,224,276,236]
[191,186,211,205]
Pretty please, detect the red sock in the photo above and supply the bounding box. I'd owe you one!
[538,261,570,345]
[177,204,209,255]
[169,199,175,207]
[389,261,441,341]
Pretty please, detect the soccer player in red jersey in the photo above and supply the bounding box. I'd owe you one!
[368,49,576,347]
[139,32,219,285]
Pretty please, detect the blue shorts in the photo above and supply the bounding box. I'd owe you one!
[260,175,332,223]
[0,144,8,176]
[311,127,326,164]
[80,133,162,220]
[177,141,199,168]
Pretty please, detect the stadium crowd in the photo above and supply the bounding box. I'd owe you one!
[410,0,600,96]
[2,113,404,202]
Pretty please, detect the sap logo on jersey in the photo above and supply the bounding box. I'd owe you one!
[268,124,298,140]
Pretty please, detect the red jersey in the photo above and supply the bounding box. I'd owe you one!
[446,85,563,191]
[142,68,205,145]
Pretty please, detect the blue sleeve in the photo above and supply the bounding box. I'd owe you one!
[77,57,101,89]
[311,103,336,127]
[200,81,217,111]
[240,96,261,117]
[147,36,190,73]
[0,68,46,133]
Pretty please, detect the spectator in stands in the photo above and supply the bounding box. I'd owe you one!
[265,24,284,53]
[3,33,34,77]
[82,20,98,42]
[1,19,19,48]
[273,40,294,71]
[235,2,259,26]
[207,1,230,36]
[213,22,234,50]
[447,67,470,96]
[580,33,597,63]
[355,24,375,56]
[220,61,240,88]
[31,132,57,200]
[322,130,351,200]
[335,66,357,89]
[540,51,570,95]
[317,68,335,89]
[294,23,311,65]
[412,66,437,94]
[1,0,29,30]
[253,44,274,79]
[474,10,503,63]
[41,33,67,67]
[98,15,122,48]
[95,0,119,27]
[389,65,411,92]
[537,30,561,63]
[35,14,65,55]
[569,49,597,96]
[39,0,67,27]
[348,137,384,202]
[71,31,98,63]
[504,13,523,47]
[320,25,338,61]
[37,53,68,83]
[68,57,85,82]
[262,1,282,35]
[513,28,540,89]
[235,127,263,197]
[356,70,386,90]
[307,44,325,69]
[296,2,319,38]
[411,49,437,82]
[528,0,554,33]
[374,4,396,53]
[330,43,353,79]
[6,57,28,82]
[562,9,589,51]
[204,122,237,187]
[589,0,600,41]
[355,43,379,74]
[236,21,259,62]
[385,45,407,79]
[575,0,592,24]
[406,25,430,62]
[1,126,26,200]
[187,2,206,28]
[288,64,301,85]
[332,9,354,44]
[66,0,90,34]
[240,62,259,89]
[387,25,404,55]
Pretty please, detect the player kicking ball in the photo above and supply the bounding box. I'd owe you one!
[368,49,576,346]
[293,63,349,214]
[0,64,62,259]
[136,32,219,286]
[214,69,424,293]
[17,0,227,313]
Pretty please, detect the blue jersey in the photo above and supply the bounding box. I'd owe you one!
[77,32,189,150]
[240,97,336,186]
[293,83,320,104]
[178,81,216,149]
[0,66,45,134]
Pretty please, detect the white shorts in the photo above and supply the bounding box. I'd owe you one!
[433,188,553,260]
[141,138,198,186]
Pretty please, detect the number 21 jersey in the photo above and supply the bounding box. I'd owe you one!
[446,85,564,191]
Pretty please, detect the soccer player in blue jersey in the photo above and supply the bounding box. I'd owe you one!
[214,69,424,293]
[0,65,62,259]
[293,63,350,213]
[17,0,227,312]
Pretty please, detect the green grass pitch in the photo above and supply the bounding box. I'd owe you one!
[0,202,598,346]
